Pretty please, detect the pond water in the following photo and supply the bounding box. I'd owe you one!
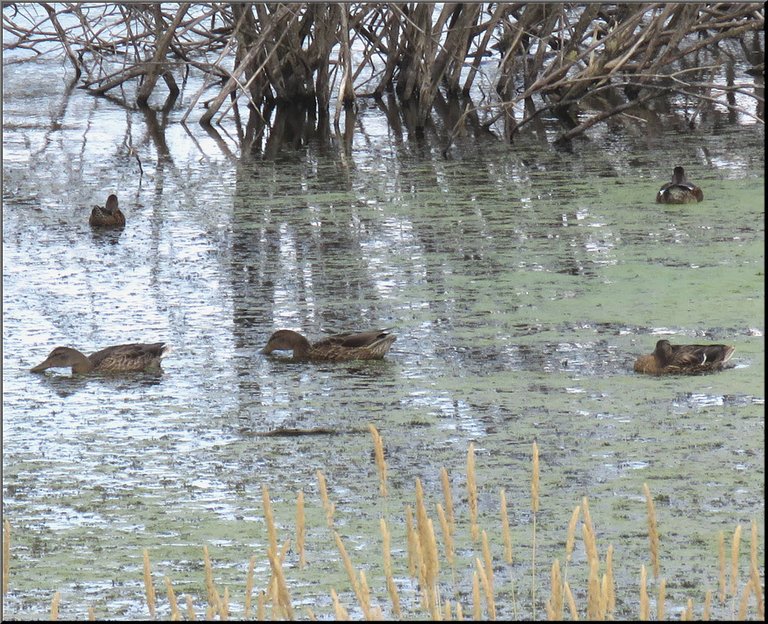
[2,54,764,620]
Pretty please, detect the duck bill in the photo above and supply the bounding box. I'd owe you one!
[30,358,53,373]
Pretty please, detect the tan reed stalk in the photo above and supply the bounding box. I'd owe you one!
[499,489,513,565]
[737,577,753,620]
[656,577,666,621]
[51,590,61,620]
[749,519,764,619]
[368,424,388,497]
[2,519,9,595]
[164,576,181,621]
[600,573,609,620]
[718,530,726,604]
[380,518,401,616]
[531,441,540,514]
[444,598,452,620]
[549,558,563,620]
[456,601,464,620]
[270,538,292,614]
[262,485,278,558]
[185,594,196,620]
[467,442,480,541]
[143,548,157,619]
[564,504,580,584]
[564,581,578,620]
[642,483,660,579]
[581,523,598,572]
[605,544,615,614]
[546,599,555,620]
[475,557,496,620]
[257,590,265,621]
[87,606,95,620]
[359,569,371,616]
[415,478,439,612]
[245,554,256,617]
[639,564,649,620]
[684,597,694,619]
[415,478,430,558]
[531,441,540,619]
[581,497,594,538]
[221,586,230,621]
[330,588,350,620]
[305,606,317,620]
[405,506,418,578]
[333,530,369,617]
[437,503,455,567]
[267,549,293,620]
[703,589,712,620]
[440,467,455,535]
[731,524,742,598]
[316,470,335,528]
[296,490,306,569]
[426,517,441,615]
[203,545,221,610]
[481,529,494,597]
[205,605,214,619]
[586,559,600,620]
[472,570,481,620]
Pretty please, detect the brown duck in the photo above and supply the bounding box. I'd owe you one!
[656,167,704,204]
[634,339,734,375]
[31,342,169,374]
[262,329,396,361]
[89,194,126,228]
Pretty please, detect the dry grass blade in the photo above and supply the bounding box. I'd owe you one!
[500,489,513,565]
[163,576,181,621]
[51,590,61,621]
[750,519,764,619]
[267,548,294,620]
[467,442,479,542]
[142,548,156,619]
[244,554,256,618]
[643,483,660,579]
[368,424,388,497]
[440,467,455,534]
[718,530,727,604]
[380,518,401,616]
[437,503,455,568]
[317,470,335,528]
[639,564,649,620]
[731,524,742,597]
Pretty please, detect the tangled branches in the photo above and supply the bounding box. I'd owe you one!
[2,3,764,144]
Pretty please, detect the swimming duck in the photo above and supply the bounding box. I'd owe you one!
[634,339,734,375]
[89,194,126,227]
[656,167,703,204]
[31,342,169,374]
[262,329,396,361]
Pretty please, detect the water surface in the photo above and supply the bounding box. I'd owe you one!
[2,55,764,620]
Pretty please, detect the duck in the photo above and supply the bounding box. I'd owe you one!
[634,339,734,375]
[89,194,126,227]
[656,167,704,204]
[262,329,396,361]
[31,342,169,374]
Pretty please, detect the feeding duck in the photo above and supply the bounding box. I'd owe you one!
[31,342,169,374]
[262,329,396,361]
[656,167,704,204]
[634,339,734,375]
[89,194,126,228]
